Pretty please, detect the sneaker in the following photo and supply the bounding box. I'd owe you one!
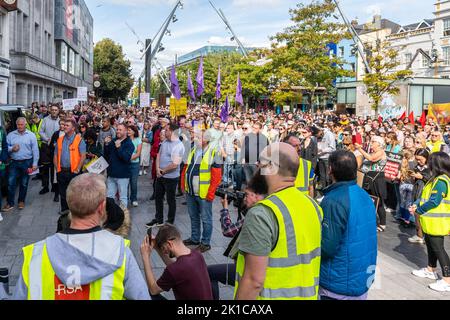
[18,202,25,210]
[165,220,174,224]
[408,235,425,244]
[197,244,211,253]
[139,170,143,176]
[0,213,3,222]
[53,194,60,202]
[183,239,200,246]
[429,279,450,292]
[412,268,438,280]
[144,170,148,175]
[145,219,163,228]
[39,188,49,195]
[1,205,14,213]
[132,201,139,207]
[176,192,184,198]
[181,201,187,205]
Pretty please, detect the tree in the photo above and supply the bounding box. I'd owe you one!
[268,0,353,108]
[363,39,413,113]
[94,39,134,101]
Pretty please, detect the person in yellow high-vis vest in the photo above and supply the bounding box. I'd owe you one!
[234,142,323,300]
[181,130,223,253]
[285,134,315,197]
[13,173,150,300]
[410,152,450,292]
[27,114,43,148]
[427,131,450,154]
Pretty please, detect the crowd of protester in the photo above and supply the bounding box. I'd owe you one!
[1,101,450,299]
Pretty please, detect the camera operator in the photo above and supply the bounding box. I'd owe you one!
[207,173,267,300]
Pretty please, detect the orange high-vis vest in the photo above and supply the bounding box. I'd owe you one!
[56,134,82,173]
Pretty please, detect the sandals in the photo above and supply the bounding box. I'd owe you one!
[377,225,386,232]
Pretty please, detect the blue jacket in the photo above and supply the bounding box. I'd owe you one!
[320,181,378,297]
[104,137,134,179]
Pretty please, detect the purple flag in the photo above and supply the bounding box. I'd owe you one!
[220,95,229,123]
[196,56,204,97]
[187,71,195,101]
[216,65,221,100]
[235,73,244,106]
[170,65,181,100]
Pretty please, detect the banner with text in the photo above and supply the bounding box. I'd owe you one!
[170,98,188,117]
[384,151,403,181]
[77,87,88,101]
[140,93,150,108]
[62,98,79,111]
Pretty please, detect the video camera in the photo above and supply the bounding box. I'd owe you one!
[215,188,246,209]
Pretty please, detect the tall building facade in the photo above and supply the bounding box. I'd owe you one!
[0,1,15,104]
[336,3,450,116]
[8,0,93,106]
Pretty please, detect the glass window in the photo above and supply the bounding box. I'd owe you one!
[405,53,412,65]
[346,88,356,104]
[69,49,75,75]
[337,89,346,104]
[61,42,67,72]
[422,51,430,68]
[444,19,450,36]
[443,47,450,66]
[410,86,423,116]
[424,86,433,105]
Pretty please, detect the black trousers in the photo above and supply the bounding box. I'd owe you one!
[41,163,56,190]
[425,233,450,277]
[155,177,178,223]
[57,171,78,212]
[207,263,236,300]
[318,159,331,189]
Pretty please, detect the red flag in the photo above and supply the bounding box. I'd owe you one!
[409,112,415,125]
[399,111,406,120]
[419,111,426,128]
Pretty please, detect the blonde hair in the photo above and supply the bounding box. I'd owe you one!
[67,174,106,218]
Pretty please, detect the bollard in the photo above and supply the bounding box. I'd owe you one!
[0,267,10,299]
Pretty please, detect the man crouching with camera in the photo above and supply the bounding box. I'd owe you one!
[207,172,267,300]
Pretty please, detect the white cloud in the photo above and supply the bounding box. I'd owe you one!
[232,0,282,9]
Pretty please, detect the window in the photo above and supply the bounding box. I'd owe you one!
[422,50,430,68]
[410,85,434,115]
[69,49,75,75]
[351,63,356,73]
[444,19,450,37]
[0,14,3,56]
[61,42,68,72]
[405,53,412,65]
[339,46,345,57]
[443,47,450,66]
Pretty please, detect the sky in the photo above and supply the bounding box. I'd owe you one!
[85,0,435,79]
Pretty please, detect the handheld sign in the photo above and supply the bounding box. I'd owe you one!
[62,98,79,111]
[384,151,403,181]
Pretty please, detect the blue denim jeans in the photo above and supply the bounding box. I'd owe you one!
[129,162,140,203]
[186,193,213,246]
[7,159,33,206]
[107,177,130,208]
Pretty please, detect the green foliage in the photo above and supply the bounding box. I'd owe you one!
[363,39,413,112]
[155,51,269,106]
[267,0,353,105]
[94,39,134,101]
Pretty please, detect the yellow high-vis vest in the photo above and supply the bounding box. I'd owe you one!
[295,158,312,194]
[185,146,216,200]
[21,239,130,300]
[234,187,323,300]
[427,141,446,154]
[419,174,450,236]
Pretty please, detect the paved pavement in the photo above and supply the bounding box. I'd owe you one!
[0,176,449,300]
